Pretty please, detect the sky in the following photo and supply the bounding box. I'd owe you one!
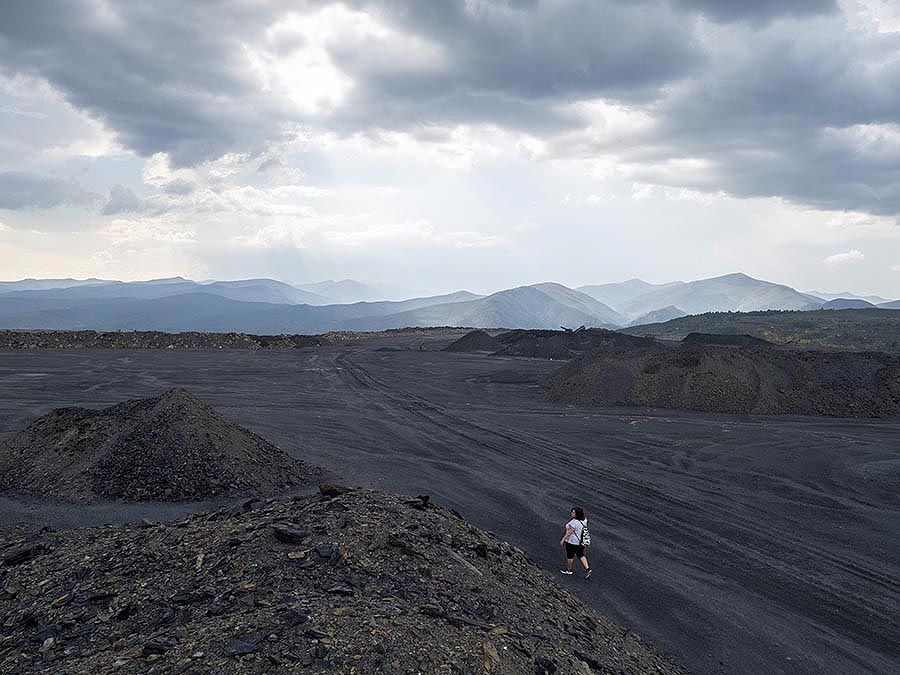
[1,0,900,298]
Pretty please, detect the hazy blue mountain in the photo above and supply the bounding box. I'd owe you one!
[340,283,623,331]
[0,277,331,305]
[806,290,889,304]
[197,279,332,304]
[295,279,385,303]
[0,285,614,332]
[577,278,682,310]
[879,300,900,309]
[528,283,626,324]
[618,273,824,320]
[627,305,687,327]
[0,278,110,293]
[0,290,485,333]
[2,275,884,334]
[821,298,877,310]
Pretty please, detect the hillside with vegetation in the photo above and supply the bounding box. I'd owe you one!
[622,308,900,353]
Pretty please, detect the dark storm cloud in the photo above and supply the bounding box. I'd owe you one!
[0,1,703,163]
[0,0,291,167]
[1,1,897,217]
[670,0,837,24]
[327,0,703,132]
[0,171,101,210]
[554,16,900,216]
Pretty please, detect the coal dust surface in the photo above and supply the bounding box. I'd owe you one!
[1,336,898,675]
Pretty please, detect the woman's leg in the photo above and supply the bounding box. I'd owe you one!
[563,543,576,572]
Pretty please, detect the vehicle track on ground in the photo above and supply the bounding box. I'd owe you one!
[333,349,900,666]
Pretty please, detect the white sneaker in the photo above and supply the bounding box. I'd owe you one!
[560,569,573,575]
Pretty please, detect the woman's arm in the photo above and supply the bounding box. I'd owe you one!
[560,526,574,546]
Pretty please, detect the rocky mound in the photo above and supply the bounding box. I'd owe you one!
[492,328,654,360]
[0,328,469,350]
[443,329,500,352]
[0,389,317,501]
[681,332,774,348]
[0,488,685,675]
[545,344,900,417]
[0,330,325,350]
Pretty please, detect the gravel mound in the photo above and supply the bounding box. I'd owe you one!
[492,328,654,360]
[443,329,500,352]
[0,488,686,674]
[681,332,774,348]
[0,330,325,350]
[0,389,317,501]
[545,344,900,417]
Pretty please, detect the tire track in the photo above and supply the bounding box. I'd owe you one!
[333,350,900,662]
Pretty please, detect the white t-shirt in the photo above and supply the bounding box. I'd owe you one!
[565,518,587,545]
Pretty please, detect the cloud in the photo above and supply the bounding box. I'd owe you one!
[0,1,702,166]
[671,0,837,24]
[102,184,141,215]
[557,12,900,216]
[161,179,196,196]
[0,1,292,166]
[1,1,899,221]
[98,218,198,246]
[824,249,865,265]
[326,1,703,134]
[0,171,101,210]
[0,104,49,119]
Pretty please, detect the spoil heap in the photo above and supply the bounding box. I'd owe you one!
[545,343,900,417]
[0,389,317,501]
[443,329,500,352]
[0,330,325,350]
[680,333,774,348]
[0,488,686,674]
[0,328,470,350]
[492,328,655,360]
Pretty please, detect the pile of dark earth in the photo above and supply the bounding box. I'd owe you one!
[0,487,686,675]
[545,340,900,417]
[679,332,774,348]
[443,329,501,353]
[0,389,318,501]
[445,329,655,360]
[0,328,471,351]
[0,330,325,350]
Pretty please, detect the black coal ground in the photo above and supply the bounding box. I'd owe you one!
[1,334,899,675]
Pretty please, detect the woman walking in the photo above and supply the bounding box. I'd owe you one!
[560,506,591,578]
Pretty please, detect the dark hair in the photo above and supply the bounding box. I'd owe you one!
[571,506,585,520]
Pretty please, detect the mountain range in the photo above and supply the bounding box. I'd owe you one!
[0,273,895,334]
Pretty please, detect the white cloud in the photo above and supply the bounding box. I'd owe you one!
[824,249,865,265]
[585,193,617,204]
[324,219,434,246]
[98,218,198,246]
[233,222,317,249]
[435,231,503,249]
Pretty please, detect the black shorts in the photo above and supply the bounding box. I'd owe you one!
[565,542,585,559]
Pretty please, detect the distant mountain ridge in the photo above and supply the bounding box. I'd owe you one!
[294,279,385,304]
[0,273,895,333]
[616,273,823,321]
[805,290,890,304]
